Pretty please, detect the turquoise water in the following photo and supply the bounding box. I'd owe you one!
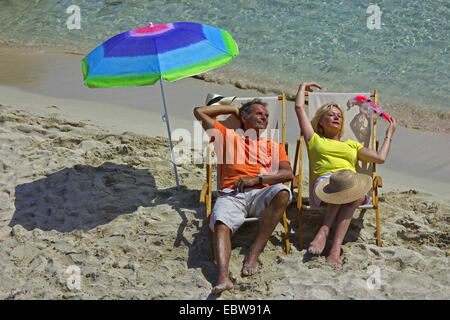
[0,0,448,112]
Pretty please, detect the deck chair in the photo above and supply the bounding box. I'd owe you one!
[199,94,291,261]
[291,90,384,249]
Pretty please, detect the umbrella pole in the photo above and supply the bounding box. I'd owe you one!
[159,80,180,190]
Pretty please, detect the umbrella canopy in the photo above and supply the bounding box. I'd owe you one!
[81,22,239,189]
[82,22,238,87]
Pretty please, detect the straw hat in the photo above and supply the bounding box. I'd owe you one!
[205,93,237,106]
[315,170,372,204]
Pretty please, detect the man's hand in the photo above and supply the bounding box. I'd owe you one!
[233,105,240,120]
[233,177,258,192]
[194,104,241,131]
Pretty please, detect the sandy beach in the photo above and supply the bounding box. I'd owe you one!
[0,47,449,300]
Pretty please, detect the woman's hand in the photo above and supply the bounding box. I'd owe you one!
[386,117,397,138]
[299,82,323,93]
[295,82,322,108]
[358,117,397,164]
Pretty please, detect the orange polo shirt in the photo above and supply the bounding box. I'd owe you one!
[210,120,290,190]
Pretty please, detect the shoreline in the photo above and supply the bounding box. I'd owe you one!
[1,84,449,199]
[1,42,449,134]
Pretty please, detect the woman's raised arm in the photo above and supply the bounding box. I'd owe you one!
[294,82,322,142]
[358,117,397,164]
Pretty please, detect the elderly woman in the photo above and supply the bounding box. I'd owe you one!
[294,82,397,268]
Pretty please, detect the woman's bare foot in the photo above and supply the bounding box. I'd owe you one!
[327,251,343,270]
[308,229,328,255]
[211,278,234,294]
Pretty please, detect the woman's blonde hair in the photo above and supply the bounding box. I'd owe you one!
[311,103,345,138]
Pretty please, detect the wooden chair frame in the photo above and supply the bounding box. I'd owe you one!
[291,90,383,249]
[199,94,291,260]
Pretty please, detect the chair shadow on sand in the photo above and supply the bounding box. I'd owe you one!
[10,162,160,232]
[285,205,367,264]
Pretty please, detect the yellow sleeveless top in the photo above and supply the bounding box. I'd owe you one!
[306,133,363,186]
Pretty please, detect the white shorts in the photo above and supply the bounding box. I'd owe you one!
[210,183,292,234]
[311,173,333,207]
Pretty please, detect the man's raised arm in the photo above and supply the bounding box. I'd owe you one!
[193,104,240,131]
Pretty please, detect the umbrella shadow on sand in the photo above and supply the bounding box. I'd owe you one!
[10,161,224,297]
[10,162,159,232]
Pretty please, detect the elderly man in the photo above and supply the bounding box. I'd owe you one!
[194,98,293,294]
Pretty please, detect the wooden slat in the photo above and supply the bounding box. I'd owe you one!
[291,175,299,188]
[206,143,212,217]
[372,89,378,206]
[375,176,383,187]
[297,136,304,249]
[302,204,376,211]
[282,92,286,147]
[200,182,208,203]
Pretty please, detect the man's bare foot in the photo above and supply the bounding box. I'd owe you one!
[211,278,234,294]
[327,253,343,270]
[308,229,327,255]
[242,257,259,277]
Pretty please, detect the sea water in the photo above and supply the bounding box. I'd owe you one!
[0,0,448,122]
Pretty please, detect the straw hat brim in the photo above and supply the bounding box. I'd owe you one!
[315,172,372,204]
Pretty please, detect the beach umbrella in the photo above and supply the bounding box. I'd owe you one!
[82,22,239,189]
